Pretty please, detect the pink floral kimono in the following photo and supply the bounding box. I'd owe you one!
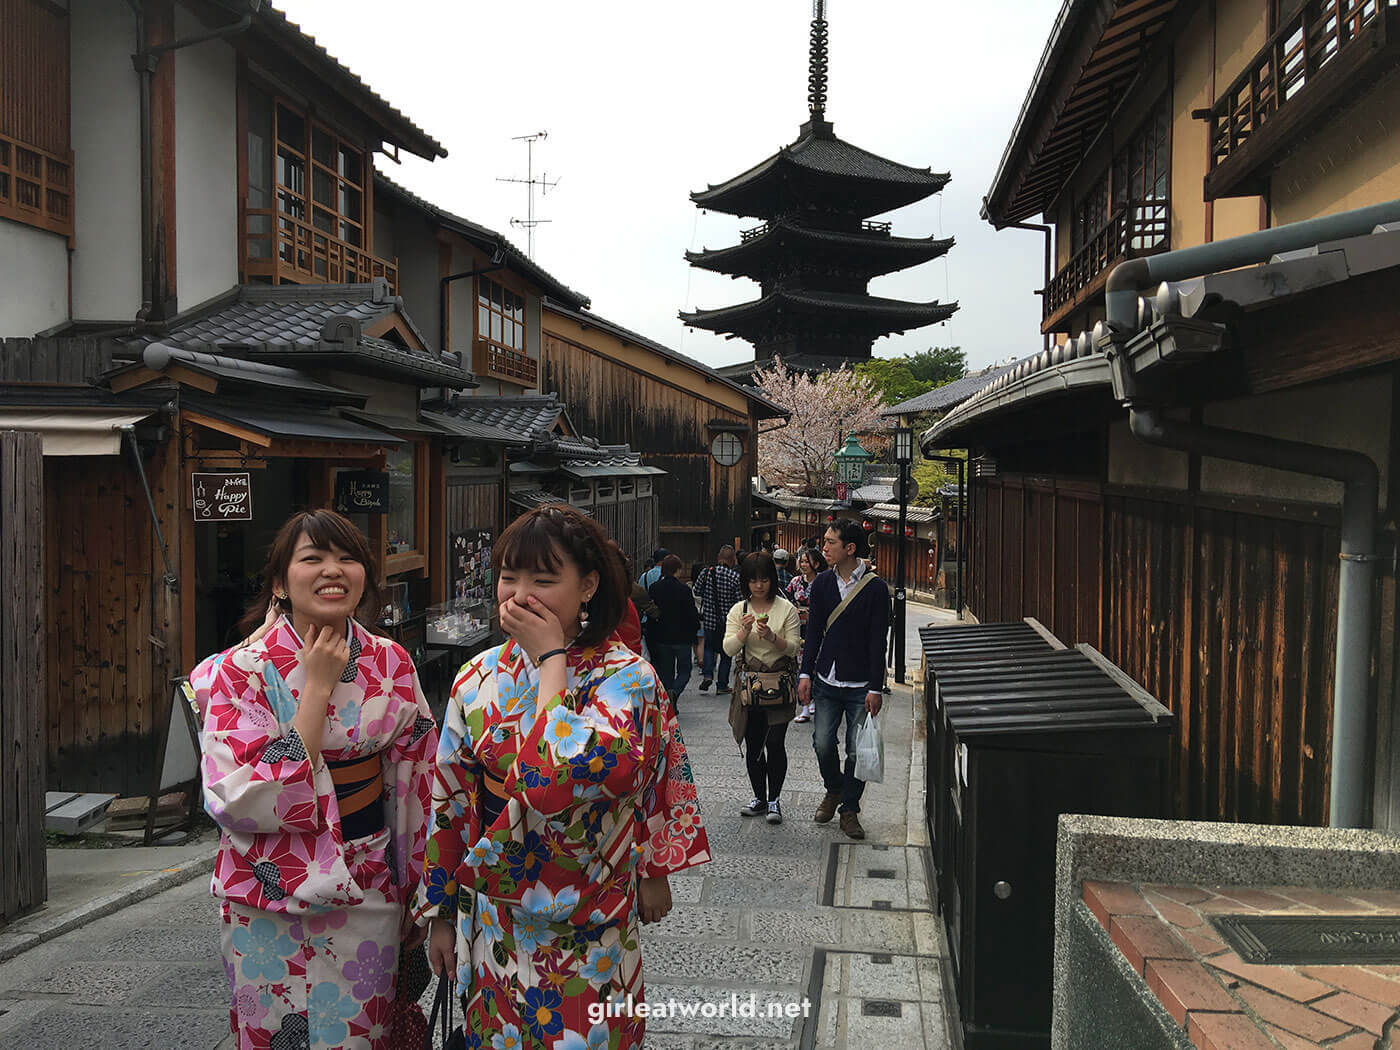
[414,639,710,1050]
[191,616,438,1050]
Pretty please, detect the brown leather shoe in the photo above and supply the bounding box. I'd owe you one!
[840,811,866,840]
[814,792,840,824]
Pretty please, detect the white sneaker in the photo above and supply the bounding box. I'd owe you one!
[740,797,765,817]
[766,800,783,825]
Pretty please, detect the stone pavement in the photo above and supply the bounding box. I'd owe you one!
[0,602,957,1049]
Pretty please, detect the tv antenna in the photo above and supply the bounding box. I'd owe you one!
[497,131,559,259]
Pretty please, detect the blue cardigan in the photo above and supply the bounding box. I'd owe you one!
[799,567,890,692]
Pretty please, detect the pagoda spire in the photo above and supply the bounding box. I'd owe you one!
[808,0,829,120]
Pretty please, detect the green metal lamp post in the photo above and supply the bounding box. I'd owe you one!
[833,432,872,492]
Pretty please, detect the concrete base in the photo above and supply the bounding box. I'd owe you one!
[1051,815,1400,1050]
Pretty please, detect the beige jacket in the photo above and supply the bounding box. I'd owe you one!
[722,595,802,666]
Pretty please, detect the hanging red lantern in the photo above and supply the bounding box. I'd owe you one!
[826,512,837,523]
[905,525,915,538]
[862,519,875,531]
[880,521,894,535]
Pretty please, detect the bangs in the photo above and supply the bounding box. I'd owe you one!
[493,510,568,574]
[298,510,373,566]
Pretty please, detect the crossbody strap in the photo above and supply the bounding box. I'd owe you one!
[825,571,877,631]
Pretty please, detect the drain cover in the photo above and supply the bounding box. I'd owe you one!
[1210,914,1400,965]
[867,868,897,879]
[872,900,893,910]
[862,1000,902,1017]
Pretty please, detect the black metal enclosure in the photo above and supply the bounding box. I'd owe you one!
[919,623,1175,1050]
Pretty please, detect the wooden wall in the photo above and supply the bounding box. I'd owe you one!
[44,441,180,797]
[539,332,751,560]
[2,432,45,921]
[593,495,659,579]
[446,478,502,536]
[968,473,1341,826]
[0,0,69,156]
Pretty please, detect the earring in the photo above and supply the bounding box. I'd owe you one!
[578,599,591,628]
[274,591,287,601]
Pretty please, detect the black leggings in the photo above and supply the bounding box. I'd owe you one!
[744,715,790,802]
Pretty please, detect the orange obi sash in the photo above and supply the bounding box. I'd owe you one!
[327,752,385,840]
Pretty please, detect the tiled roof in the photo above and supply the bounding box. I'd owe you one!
[860,503,938,523]
[122,281,467,387]
[508,488,564,511]
[128,344,366,405]
[851,481,895,503]
[882,359,1029,417]
[682,290,958,333]
[686,222,954,282]
[375,176,589,309]
[435,394,568,442]
[256,5,445,160]
[542,300,788,419]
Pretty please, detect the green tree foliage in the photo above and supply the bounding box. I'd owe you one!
[855,347,966,406]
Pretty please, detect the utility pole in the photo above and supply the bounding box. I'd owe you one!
[497,131,558,260]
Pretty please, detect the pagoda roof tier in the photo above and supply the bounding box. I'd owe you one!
[680,289,958,342]
[686,220,955,282]
[691,121,951,220]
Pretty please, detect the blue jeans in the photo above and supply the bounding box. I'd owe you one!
[811,679,870,813]
[701,627,731,689]
[652,643,693,703]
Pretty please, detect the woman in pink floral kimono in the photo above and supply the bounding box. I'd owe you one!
[417,504,710,1050]
[191,509,438,1050]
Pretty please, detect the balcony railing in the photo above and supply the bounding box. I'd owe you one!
[0,133,74,240]
[1205,0,1400,198]
[242,208,398,294]
[1042,200,1169,329]
[473,337,539,388]
[739,219,893,242]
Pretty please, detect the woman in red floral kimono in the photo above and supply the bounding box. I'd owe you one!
[191,509,438,1050]
[417,504,710,1050]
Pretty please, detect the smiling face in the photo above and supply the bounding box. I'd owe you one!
[279,531,367,625]
[497,542,598,638]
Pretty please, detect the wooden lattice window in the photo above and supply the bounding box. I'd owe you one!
[1070,173,1109,255]
[0,0,73,239]
[477,275,526,354]
[1112,99,1170,251]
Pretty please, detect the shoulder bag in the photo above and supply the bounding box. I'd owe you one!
[733,602,797,708]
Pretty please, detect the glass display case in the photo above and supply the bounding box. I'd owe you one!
[426,597,492,650]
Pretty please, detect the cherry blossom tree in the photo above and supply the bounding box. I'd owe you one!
[753,357,889,495]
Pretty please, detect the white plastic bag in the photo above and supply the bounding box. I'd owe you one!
[853,710,885,783]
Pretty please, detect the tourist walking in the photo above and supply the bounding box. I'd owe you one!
[785,546,826,722]
[724,551,801,825]
[648,554,702,708]
[798,519,889,840]
[420,504,710,1050]
[695,545,742,694]
[191,508,438,1050]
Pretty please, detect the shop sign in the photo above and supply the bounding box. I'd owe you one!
[335,470,389,514]
[191,471,252,522]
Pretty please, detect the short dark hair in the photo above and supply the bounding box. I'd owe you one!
[660,554,682,576]
[739,551,781,601]
[827,518,869,558]
[493,503,629,648]
[238,509,382,638]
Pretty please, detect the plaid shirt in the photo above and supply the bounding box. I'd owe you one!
[696,563,742,632]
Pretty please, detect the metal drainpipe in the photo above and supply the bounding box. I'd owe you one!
[1104,197,1400,827]
[127,2,255,321]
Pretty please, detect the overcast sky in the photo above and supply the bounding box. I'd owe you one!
[275,0,1059,373]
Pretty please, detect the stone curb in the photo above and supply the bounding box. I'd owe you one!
[0,846,218,963]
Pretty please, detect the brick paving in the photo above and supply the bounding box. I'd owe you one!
[1084,879,1400,1048]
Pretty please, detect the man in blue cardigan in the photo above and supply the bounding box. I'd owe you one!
[797,519,889,840]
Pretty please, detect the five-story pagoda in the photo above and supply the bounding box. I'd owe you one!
[681,1,958,378]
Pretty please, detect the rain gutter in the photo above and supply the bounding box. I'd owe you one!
[1102,197,1400,828]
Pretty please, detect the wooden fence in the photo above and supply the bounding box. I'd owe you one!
[1,430,46,921]
[968,473,1342,826]
[0,336,113,384]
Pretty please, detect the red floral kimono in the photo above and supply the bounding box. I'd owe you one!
[192,616,438,1049]
[414,639,710,1050]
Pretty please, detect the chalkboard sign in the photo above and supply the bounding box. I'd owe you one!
[335,470,389,514]
[191,471,252,522]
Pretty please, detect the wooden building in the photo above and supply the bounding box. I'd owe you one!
[540,301,788,567]
[927,0,1400,832]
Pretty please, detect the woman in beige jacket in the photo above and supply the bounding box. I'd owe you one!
[724,551,802,824]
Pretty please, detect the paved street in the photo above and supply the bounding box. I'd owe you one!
[0,603,955,1049]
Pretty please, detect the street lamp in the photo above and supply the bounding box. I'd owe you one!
[893,427,914,686]
[833,432,872,493]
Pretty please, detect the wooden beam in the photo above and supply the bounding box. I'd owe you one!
[182,410,273,447]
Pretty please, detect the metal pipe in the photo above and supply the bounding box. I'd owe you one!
[1105,199,1400,827]
[122,425,177,590]
[439,257,506,357]
[1001,219,1054,353]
